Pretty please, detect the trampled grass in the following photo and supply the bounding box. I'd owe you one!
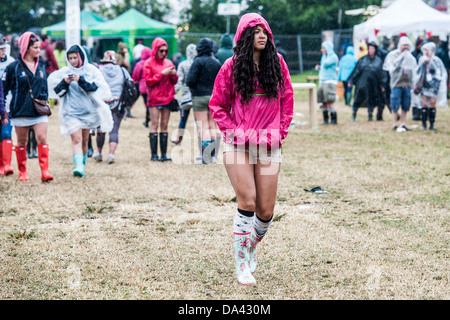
[0,94,448,300]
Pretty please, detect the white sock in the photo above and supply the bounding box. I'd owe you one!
[253,214,273,237]
[233,209,254,234]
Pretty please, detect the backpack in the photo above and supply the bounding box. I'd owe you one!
[39,44,50,69]
[119,67,139,108]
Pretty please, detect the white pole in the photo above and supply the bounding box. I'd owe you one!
[66,0,81,47]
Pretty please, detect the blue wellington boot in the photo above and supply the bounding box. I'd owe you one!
[73,153,85,177]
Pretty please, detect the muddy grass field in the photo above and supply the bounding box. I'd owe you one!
[0,95,448,300]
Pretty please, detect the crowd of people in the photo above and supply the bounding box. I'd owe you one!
[0,13,295,286]
[318,35,449,132]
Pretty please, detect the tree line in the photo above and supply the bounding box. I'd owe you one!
[1,0,380,35]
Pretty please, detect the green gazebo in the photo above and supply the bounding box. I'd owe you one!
[42,10,106,39]
[88,8,177,55]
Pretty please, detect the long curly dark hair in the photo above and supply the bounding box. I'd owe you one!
[232,26,285,105]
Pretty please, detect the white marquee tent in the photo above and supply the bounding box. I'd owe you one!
[353,0,450,50]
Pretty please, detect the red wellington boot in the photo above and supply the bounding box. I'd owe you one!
[15,146,29,181]
[0,141,4,175]
[2,139,14,175]
[38,144,53,182]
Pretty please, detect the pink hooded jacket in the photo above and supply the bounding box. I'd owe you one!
[209,13,294,149]
[132,46,152,95]
[143,38,178,107]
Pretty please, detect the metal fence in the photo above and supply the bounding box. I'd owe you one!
[179,29,353,74]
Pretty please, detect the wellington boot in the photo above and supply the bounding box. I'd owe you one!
[0,141,4,175]
[73,153,85,178]
[2,139,14,175]
[38,144,54,182]
[16,146,29,181]
[330,111,337,125]
[233,233,256,285]
[248,226,264,274]
[149,133,160,161]
[159,132,171,162]
[322,110,329,125]
[429,108,436,130]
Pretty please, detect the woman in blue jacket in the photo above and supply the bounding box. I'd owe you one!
[4,32,53,182]
[338,46,357,106]
[317,41,339,124]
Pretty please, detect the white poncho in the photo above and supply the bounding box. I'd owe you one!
[47,45,114,138]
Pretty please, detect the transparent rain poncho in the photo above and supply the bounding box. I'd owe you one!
[47,45,113,138]
[383,37,417,88]
[416,42,448,106]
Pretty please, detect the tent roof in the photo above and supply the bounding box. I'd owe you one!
[42,10,106,36]
[354,0,450,40]
[89,8,176,37]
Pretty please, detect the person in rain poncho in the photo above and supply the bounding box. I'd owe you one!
[357,41,368,60]
[338,45,357,106]
[48,44,113,177]
[317,41,339,124]
[348,42,387,122]
[209,13,293,285]
[93,50,132,164]
[415,42,447,130]
[383,36,417,132]
[171,43,197,147]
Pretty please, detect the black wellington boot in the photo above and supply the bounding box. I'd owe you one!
[421,108,428,130]
[429,108,436,130]
[149,133,160,161]
[159,132,172,162]
[322,110,329,125]
[330,111,337,125]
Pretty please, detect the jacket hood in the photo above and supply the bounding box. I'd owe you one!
[185,43,197,61]
[345,46,354,55]
[220,34,233,49]
[151,37,168,61]
[66,44,87,69]
[140,46,152,62]
[397,36,412,51]
[422,42,436,55]
[18,31,39,73]
[196,38,214,56]
[235,13,273,43]
[321,41,335,56]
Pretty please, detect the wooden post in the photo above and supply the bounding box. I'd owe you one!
[291,83,319,129]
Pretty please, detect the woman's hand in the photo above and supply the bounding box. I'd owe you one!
[162,67,176,76]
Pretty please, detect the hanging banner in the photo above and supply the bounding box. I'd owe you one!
[66,0,81,46]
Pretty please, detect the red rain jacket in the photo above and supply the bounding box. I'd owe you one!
[209,13,294,149]
[143,38,178,107]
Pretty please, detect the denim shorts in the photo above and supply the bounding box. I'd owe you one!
[390,87,411,112]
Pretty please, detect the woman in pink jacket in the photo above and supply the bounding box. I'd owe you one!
[209,13,294,285]
[144,38,178,162]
